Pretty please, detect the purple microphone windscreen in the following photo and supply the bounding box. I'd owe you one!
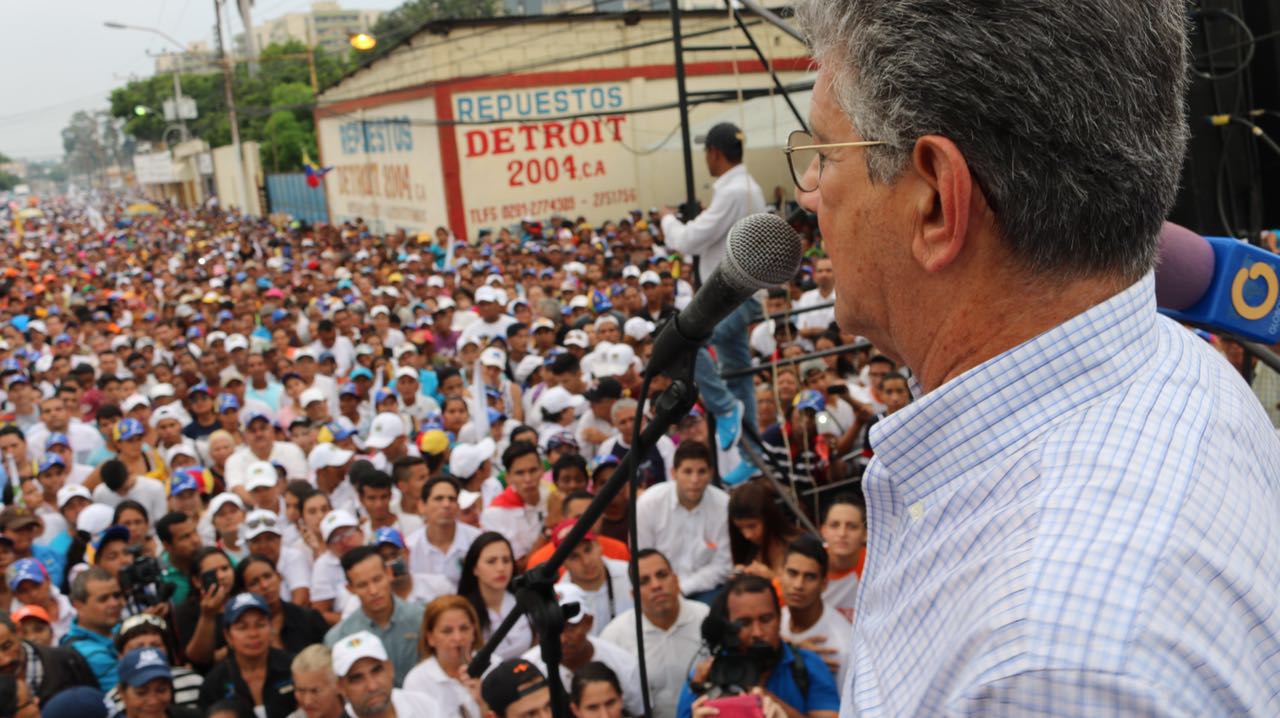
[1154,222,1216,311]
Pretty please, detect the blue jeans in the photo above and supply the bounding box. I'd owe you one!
[695,297,760,453]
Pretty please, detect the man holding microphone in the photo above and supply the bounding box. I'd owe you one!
[792,0,1280,715]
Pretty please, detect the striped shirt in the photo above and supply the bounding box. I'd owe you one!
[844,274,1280,716]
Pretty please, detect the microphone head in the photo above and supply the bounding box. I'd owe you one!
[1155,222,1215,311]
[722,213,804,292]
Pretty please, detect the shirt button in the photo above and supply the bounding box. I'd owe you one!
[908,501,925,520]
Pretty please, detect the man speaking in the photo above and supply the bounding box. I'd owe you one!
[792,1,1280,716]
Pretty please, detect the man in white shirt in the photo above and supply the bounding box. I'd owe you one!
[795,256,838,339]
[520,583,644,716]
[551,519,632,635]
[310,319,356,377]
[25,396,103,466]
[635,441,731,601]
[311,510,366,625]
[224,413,308,497]
[480,441,550,566]
[244,508,313,606]
[660,122,766,463]
[602,549,709,718]
[406,476,480,585]
[330,631,441,717]
[457,286,517,349]
[778,535,851,687]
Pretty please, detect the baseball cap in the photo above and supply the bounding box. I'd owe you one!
[164,444,197,467]
[243,509,284,541]
[365,412,406,450]
[118,647,173,688]
[339,382,359,398]
[481,659,548,717]
[93,525,131,556]
[331,631,389,678]
[623,317,655,341]
[43,432,71,450]
[38,452,65,474]
[474,285,500,304]
[550,518,596,549]
[217,393,241,413]
[149,404,186,428]
[11,604,51,625]
[479,347,507,369]
[448,437,495,480]
[793,389,826,413]
[300,387,327,407]
[121,394,150,413]
[148,383,176,401]
[57,484,92,509]
[540,386,585,416]
[75,504,114,535]
[699,121,744,156]
[222,592,269,626]
[621,265,641,279]
[0,506,40,531]
[308,442,355,472]
[546,432,578,454]
[417,429,449,456]
[458,489,482,510]
[554,582,592,623]
[373,527,405,550]
[639,270,661,286]
[244,460,278,491]
[531,317,555,333]
[208,492,245,518]
[319,509,359,542]
[40,687,111,718]
[187,382,211,397]
[169,472,199,497]
[563,329,590,348]
[7,557,47,590]
[113,418,145,441]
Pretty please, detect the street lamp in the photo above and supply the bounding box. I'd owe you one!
[350,32,377,51]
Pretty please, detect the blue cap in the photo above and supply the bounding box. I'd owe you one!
[591,454,620,474]
[256,277,272,290]
[38,452,65,474]
[39,686,109,718]
[349,367,374,382]
[486,407,506,425]
[170,472,200,497]
[7,557,47,590]
[374,387,397,404]
[326,423,357,441]
[186,326,203,339]
[222,591,269,626]
[44,432,70,450]
[421,414,444,431]
[216,310,234,324]
[270,309,289,323]
[188,382,211,397]
[93,525,131,557]
[319,351,335,363]
[484,386,503,400]
[373,527,405,549]
[117,647,173,688]
[793,389,826,413]
[114,418,145,441]
[54,333,73,345]
[339,382,359,397]
[217,393,241,413]
[242,411,273,428]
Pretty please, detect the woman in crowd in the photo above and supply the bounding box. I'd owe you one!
[198,593,298,718]
[728,480,801,580]
[233,555,328,654]
[294,491,331,559]
[403,595,486,718]
[456,531,533,660]
[206,430,238,496]
[570,662,625,718]
[177,546,235,668]
[819,492,866,622]
[112,500,156,557]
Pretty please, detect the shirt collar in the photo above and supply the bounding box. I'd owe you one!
[712,163,747,190]
[869,273,1158,508]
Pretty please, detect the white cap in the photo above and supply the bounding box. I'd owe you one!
[164,444,197,466]
[531,317,555,332]
[569,295,590,309]
[149,404,185,428]
[121,394,151,413]
[219,366,246,386]
[208,492,245,518]
[293,347,317,362]
[426,276,445,288]
[148,383,176,400]
[593,315,619,331]
[563,329,590,349]
[563,261,586,276]
[448,437,495,479]
[365,412,405,450]
[484,274,505,287]
[331,631,389,678]
[392,344,418,360]
[554,583,592,623]
[639,270,661,286]
[514,354,544,384]
[458,490,482,510]
[76,503,114,535]
[435,297,456,312]
[207,331,228,345]
[242,509,284,540]
[308,442,355,472]
[244,460,278,491]
[299,387,327,407]
[370,305,390,317]
[621,265,641,279]
[595,343,637,377]
[57,485,92,510]
[320,509,359,542]
[623,317,656,341]
[225,334,249,352]
[540,386,586,416]
[393,366,418,382]
[474,285,500,304]
[27,320,48,336]
[479,347,507,369]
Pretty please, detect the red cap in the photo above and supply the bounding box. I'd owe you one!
[551,518,595,548]
[11,604,50,624]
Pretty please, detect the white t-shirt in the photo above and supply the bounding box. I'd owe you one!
[795,287,837,333]
[521,635,644,716]
[402,656,484,718]
[823,568,859,623]
[487,592,534,662]
[780,602,852,687]
[91,477,168,529]
[556,557,633,636]
[406,522,481,586]
[387,688,441,717]
[276,545,313,601]
[310,551,346,610]
[224,443,308,489]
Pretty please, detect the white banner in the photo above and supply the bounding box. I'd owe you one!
[133,152,178,185]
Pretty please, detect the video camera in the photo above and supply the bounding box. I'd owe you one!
[694,613,781,699]
[117,545,175,611]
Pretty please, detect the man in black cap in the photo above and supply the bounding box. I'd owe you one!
[659,122,767,484]
[481,658,551,718]
[576,377,621,457]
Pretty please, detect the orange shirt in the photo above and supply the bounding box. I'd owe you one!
[525,535,631,577]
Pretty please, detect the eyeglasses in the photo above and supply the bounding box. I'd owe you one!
[785,130,888,192]
[244,516,278,531]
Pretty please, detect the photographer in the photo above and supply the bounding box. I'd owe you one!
[677,574,839,718]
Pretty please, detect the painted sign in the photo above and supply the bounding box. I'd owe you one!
[317,97,448,234]
[133,152,179,185]
[452,82,640,231]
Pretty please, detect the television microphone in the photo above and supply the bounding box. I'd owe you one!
[646,213,803,379]
[1156,222,1280,344]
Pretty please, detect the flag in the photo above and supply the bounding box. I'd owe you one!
[302,150,333,188]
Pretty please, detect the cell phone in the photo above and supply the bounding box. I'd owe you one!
[201,569,219,593]
[705,695,763,718]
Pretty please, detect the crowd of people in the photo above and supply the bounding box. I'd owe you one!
[0,169,903,718]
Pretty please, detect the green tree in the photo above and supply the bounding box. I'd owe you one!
[359,0,499,63]
[61,110,106,179]
[0,172,19,191]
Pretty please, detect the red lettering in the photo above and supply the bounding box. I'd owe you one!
[590,117,603,144]
[517,125,539,152]
[604,116,626,142]
[542,122,566,150]
[492,127,515,155]
[568,119,590,145]
[465,131,488,158]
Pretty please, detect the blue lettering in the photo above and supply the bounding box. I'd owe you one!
[456,97,474,122]
[496,94,513,119]
[516,93,532,117]
[589,86,606,109]
[477,95,494,121]
[570,87,587,110]
[535,90,549,116]
[554,89,569,114]
[608,86,623,108]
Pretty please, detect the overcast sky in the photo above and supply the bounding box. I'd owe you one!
[0,0,400,161]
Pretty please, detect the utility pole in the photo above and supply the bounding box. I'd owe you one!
[237,0,260,77]
[214,0,253,214]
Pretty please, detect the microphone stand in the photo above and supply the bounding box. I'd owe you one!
[468,353,700,718]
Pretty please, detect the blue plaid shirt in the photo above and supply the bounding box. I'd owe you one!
[845,274,1280,716]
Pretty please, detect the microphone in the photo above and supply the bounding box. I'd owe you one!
[646,213,803,379]
[1156,222,1280,343]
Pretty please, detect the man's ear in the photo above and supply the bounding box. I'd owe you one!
[907,135,973,274]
